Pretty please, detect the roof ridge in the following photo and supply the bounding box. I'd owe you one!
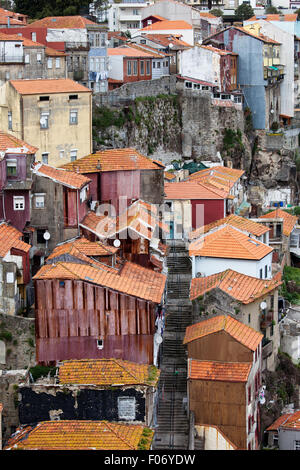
[103,421,136,450]
[112,358,142,383]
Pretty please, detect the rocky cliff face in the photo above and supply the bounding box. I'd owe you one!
[92,90,299,206]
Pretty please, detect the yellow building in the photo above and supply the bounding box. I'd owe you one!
[0,78,92,167]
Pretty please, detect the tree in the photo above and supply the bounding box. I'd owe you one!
[13,0,90,19]
[210,8,224,17]
[235,3,254,21]
[296,8,300,20]
[266,5,278,14]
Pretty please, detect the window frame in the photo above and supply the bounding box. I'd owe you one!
[13,195,25,211]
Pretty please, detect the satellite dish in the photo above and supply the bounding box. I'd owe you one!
[260,301,267,310]
[43,230,50,241]
[169,43,174,49]
[113,239,121,248]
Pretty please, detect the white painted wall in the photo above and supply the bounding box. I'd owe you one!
[46,28,87,43]
[252,20,294,119]
[178,46,221,86]
[134,28,194,46]
[0,38,23,61]
[195,425,236,450]
[152,58,169,78]
[108,54,124,80]
[191,252,273,279]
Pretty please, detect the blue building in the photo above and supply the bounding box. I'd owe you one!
[87,24,109,93]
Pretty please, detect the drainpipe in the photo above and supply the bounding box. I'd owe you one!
[77,189,80,237]
[1,191,6,220]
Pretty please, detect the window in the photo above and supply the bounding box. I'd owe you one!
[80,186,88,202]
[153,62,156,69]
[8,111,12,130]
[127,60,132,76]
[31,32,36,42]
[39,96,49,102]
[259,268,263,279]
[6,159,17,176]
[101,33,106,47]
[118,397,136,420]
[13,196,25,211]
[35,194,45,208]
[70,110,78,125]
[294,440,300,450]
[37,229,47,244]
[248,314,251,324]
[140,39,146,44]
[6,272,14,283]
[37,53,42,63]
[146,60,150,75]
[55,57,60,68]
[97,339,103,349]
[265,265,268,278]
[140,60,144,75]
[133,60,137,75]
[42,153,49,164]
[59,281,65,287]
[59,150,65,159]
[69,94,78,100]
[70,149,77,161]
[248,386,251,404]
[47,57,52,69]
[5,71,10,80]
[25,54,30,64]
[157,61,161,69]
[40,111,49,129]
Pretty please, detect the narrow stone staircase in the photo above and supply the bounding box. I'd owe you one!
[153,240,193,450]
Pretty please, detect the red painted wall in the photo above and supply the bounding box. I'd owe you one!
[100,170,141,214]
[191,199,225,229]
[4,190,30,232]
[123,57,152,83]
[1,27,65,51]
[141,16,163,29]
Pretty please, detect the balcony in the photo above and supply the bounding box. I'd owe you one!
[65,42,90,51]
[264,65,285,86]
[260,311,274,330]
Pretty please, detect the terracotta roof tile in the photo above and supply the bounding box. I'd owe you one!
[183,315,263,351]
[59,359,160,386]
[32,162,91,190]
[0,222,31,257]
[260,208,298,236]
[189,225,273,260]
[139,33,191,48]
[189,165,244,193]
[190,269,282,303]
[33,259,166,304]
[81,200,168,241]
[61,148,161,173]
[247,14,297,22]
[189,214,270,240]
[141,20,193,31]
[0,130,38,154]
[29,15,98,28]
[4,421,154,450]
[199,44,238,56]
[46,237,118,263]
[108,46,162,58]
[164,180,227,200]
[188,359,252,382]
[10,78,91,95]
[164,171,176,181]
[266,411,300,431]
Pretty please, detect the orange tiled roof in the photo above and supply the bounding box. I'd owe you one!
[189,214,270,240]
[164,180,227,200]
[141,20,193,31]
[199,44,238,56]
[4,421,154,450]
[266,411,300,431]
[108,45,162,58]
[247,14,297,22]
[0,16,24,25]
[189,165,244,193]
[189,225,273,260]
[199,12,218,19]
[260,208,298,236]
[29,15,98,28]
[188,359,252,383]
[46,237,118,263]
[190,269,282,303]
[81,200,168,241]
[164,171,176,181]
[10,78,91,95]
[59,358,160,386]
[61,148,162,173]
[0,130,38,154]
[139,33,191,48]
[183,315,263,351]
[32,162,91,190]
[0,222,31,257]
[33,259,166,304]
